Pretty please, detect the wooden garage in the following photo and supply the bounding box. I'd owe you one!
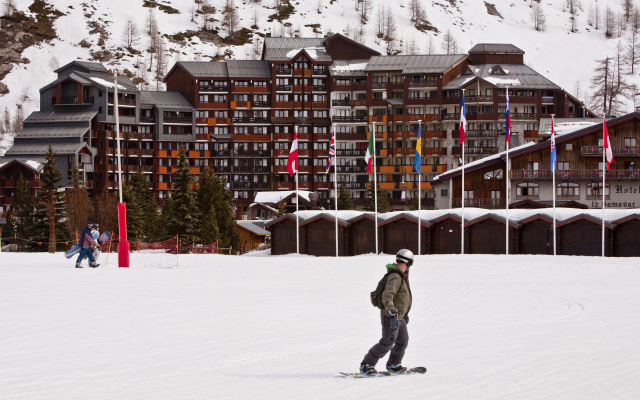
[429,214,464,254]
[612,214,640,257]
[300,214,349,257]
[347,214,378,256]
[265,214,306,255]
[557,214,614,256]
[518,214,554,255]
[466,215,519,255]
[378,213,429,256]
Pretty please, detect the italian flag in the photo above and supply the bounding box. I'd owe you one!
[365,131,375,174]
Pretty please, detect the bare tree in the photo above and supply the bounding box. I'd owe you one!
[617,11,626,37]
[146,9,158,36]
[317,0,322,14]
[530,3,547,32]
[633,6,640,34]
[359,0,372,24]
[155,34,168,90]
[440,29,458,54]
[122,17,140,49]
[407,36,418,55]
[222,0,239,38]
[605,6,615,37]
[622,0,633,22]
[201,0,216,31]
[375,4,386,37]
[590,49,632,116]
[566,0,580,15]
[626,32,640,74]
[384,6,397,54]
[2,0,16,16]
[595,3,600,29]
[425,34,435,54]
[587,3,594,26]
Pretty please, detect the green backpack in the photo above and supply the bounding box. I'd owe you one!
[370,269,403,310]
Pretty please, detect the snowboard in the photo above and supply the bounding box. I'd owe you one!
[64,230,100,259]
[339,366,426,378]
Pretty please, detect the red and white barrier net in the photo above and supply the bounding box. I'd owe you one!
[100,233,218,268]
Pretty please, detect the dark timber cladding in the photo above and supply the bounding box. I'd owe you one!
[518,215,554,255]
[557,216,614,256]
[466,216,518,254]
[264,211,640,257]
[613,215,640,257]
[467,44,525,65]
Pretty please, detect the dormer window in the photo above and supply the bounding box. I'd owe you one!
[490,66,506,75]
[462,66,474,75]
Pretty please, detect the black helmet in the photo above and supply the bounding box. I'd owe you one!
[396,249,414,267]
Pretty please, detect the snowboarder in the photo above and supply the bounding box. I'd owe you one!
[360,249,414,376]
[75,221,99,268]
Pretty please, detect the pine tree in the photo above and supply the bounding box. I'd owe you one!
[164,145,200,240]
[210,174,240,250]
[276,200,287,216]
[123,170,158,241]
[195,165,220,244]
[366,183,390,213]
[5,173,36,250]
[34,146,68,252]
[337,184,354,210]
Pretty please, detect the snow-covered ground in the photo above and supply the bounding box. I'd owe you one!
[1,252,639,399]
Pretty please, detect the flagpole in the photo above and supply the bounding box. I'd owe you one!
[460,89,465,255]
[505,86,511,255]
[602,117,606,258]
[551,114,557,256]
[417,119,422,256]
[295,125,299,255]
[333,124,338,257]
[373,122,379,254]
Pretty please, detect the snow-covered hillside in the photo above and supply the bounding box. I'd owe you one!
[0,0,637,122]
[1,252,640,399]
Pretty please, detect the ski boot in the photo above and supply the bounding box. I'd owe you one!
[75,263,83,268]
[89,262,100,268]
[359,363,377,376]
[386,363,407,374]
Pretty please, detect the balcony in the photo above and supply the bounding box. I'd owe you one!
[465,147,498,155]
[312,85,327,91]
[453,198,506,208]
[164,116,192,123]
[466,130,498,138]
[336,149,366,157]
[408,80,438,88]
[199,85,229,92]
[251,101,271,108]
[140,115,154,123]
[199,101,228,109]
[332,115,368,123]
[276,85,293,91]
[466,95,493,103]
[276,67,292,75]
[442,113,460,120]
[54,96,94,105]
[581,146,639,156]
[232,117,270,124]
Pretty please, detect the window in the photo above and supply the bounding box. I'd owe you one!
[587,183,610,198]
[625,138,637,147]
[517,183,539,197]
[276,94,289,102]
[557,183,579,197]
[336,79,350,86]
[566,143,573,151]
[484,169,504,179]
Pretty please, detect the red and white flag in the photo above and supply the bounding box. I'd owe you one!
[287,129,299,177]
[604,118,614,171]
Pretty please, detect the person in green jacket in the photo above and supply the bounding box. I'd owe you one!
[360,249,413,375]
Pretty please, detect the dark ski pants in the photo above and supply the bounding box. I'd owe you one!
[361,314,409,367]
[76,247,96,265]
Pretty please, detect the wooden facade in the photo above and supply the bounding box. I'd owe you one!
[266,210,640,257]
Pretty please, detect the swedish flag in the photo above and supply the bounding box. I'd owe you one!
[414,123,422,174]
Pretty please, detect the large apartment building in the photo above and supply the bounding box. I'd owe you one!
[2,35,594,216]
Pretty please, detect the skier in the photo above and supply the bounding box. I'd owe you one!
[75,221,99,268]
[360,249,413,376]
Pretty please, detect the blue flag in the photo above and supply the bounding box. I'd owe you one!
[414,123,422,174]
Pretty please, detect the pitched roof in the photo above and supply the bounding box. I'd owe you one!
[226,60,270,78]
[54,60,108,74]
[443,64,561,90]
[5,142,93,156]
[468,44,525,54]
[237,220,271,236]
[139,91,193,109]
[364,54,467,74]
[24,110,97,123]
[329,60,368,77]
[262,37,330,61]
[171,61,229,78]
[16,125,90,139]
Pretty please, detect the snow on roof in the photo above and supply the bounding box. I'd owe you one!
[285,47,325,60]
[253,190,312,203]
[331,62,368,72]
[89,77,128,90]
[483,77,521,86]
